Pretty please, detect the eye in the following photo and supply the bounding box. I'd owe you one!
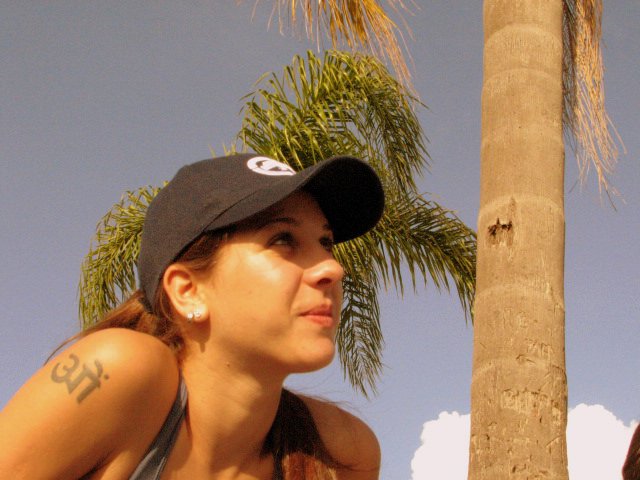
[270,231,297,248]
[320,235,335,252]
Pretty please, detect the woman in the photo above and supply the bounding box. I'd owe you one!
[0,153,385,479]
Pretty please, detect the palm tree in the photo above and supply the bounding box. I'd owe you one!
[249,0,414,90]
[469,1,620,478]
[78,50,476,397]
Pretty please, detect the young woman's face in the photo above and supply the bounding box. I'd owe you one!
[198,191,344,376]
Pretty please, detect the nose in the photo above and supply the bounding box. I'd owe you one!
[305,256,344,288]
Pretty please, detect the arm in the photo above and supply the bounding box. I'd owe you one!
[0,328,179,479]
[302,396,381,480]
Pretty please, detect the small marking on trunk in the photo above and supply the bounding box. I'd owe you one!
[488,217,513,236]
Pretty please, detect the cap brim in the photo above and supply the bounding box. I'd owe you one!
[205,156,384,243]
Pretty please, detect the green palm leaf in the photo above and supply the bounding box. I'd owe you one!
[78,50,476,396]
[78,186,160,328]
[235,50,475,395]
[235,50,428,193]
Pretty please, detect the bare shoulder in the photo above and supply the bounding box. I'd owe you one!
[301,395,381,480]
[60,328,178,383]
[45,328,179,409]
[0,328,179,479]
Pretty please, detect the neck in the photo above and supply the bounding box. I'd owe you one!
[177,343,285,475]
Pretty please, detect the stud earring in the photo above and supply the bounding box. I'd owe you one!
[187,309,202,323]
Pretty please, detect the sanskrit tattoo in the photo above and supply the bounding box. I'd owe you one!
[50,353,109,403]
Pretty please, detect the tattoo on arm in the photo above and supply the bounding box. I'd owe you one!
[50,353,110,403]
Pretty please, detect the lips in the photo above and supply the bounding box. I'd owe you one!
[302,305,335,328]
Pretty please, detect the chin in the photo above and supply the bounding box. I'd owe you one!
[291,344,336,373]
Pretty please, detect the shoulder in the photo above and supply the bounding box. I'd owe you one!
[61,327,178,382]
[47,328,180,409]
[0,328,180,479]
[300,395,381,479]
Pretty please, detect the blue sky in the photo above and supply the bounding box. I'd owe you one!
[1,2,638,478]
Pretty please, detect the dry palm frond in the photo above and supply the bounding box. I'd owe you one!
[252,0,415,92]
[563,0,624,198]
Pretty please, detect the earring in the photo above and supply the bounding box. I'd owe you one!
[187,309,202,323]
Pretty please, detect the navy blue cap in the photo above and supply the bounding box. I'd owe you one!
[137,153,384,307]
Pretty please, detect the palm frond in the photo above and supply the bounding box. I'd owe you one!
[78,186,160,328]
[237,50,428,192]
[78,49,476,396]
[260,0,416,91]
[236,50,476,394]
[338,273,383,398]
[376,191,476,318]
[563,0,624,197]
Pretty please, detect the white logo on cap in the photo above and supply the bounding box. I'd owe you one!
[246,156,296,176]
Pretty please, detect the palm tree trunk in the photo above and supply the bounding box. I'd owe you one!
[469,1,569,478]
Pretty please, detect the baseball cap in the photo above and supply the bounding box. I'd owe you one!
[137,153,384,307]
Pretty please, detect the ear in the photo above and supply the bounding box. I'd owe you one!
[162,263,209,322]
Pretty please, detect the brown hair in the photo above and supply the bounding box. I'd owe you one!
[78,230,229,357]
[268,389,341,479]
[74,229,344,479]
[624,424,640,480]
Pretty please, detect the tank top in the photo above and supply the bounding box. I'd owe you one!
[128,379,285,480]
[128,378,187,480]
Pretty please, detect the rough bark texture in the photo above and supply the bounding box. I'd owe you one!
[469,1,569,478]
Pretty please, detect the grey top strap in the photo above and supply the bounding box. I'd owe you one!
[129,378,188,480]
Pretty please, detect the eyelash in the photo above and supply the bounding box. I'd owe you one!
[270,231,335,252]
[320,236,335,252]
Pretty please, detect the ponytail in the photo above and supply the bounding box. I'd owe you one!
[60,230,231,359]
[81,290,185,353]
[268,389,344,480]
[48,289,185,362]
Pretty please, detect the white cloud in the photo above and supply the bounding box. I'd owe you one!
[411,411,470,480]
[567,404,638,480]
[411,404,638,480]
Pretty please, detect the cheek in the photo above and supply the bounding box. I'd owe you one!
[213,255,302,310]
